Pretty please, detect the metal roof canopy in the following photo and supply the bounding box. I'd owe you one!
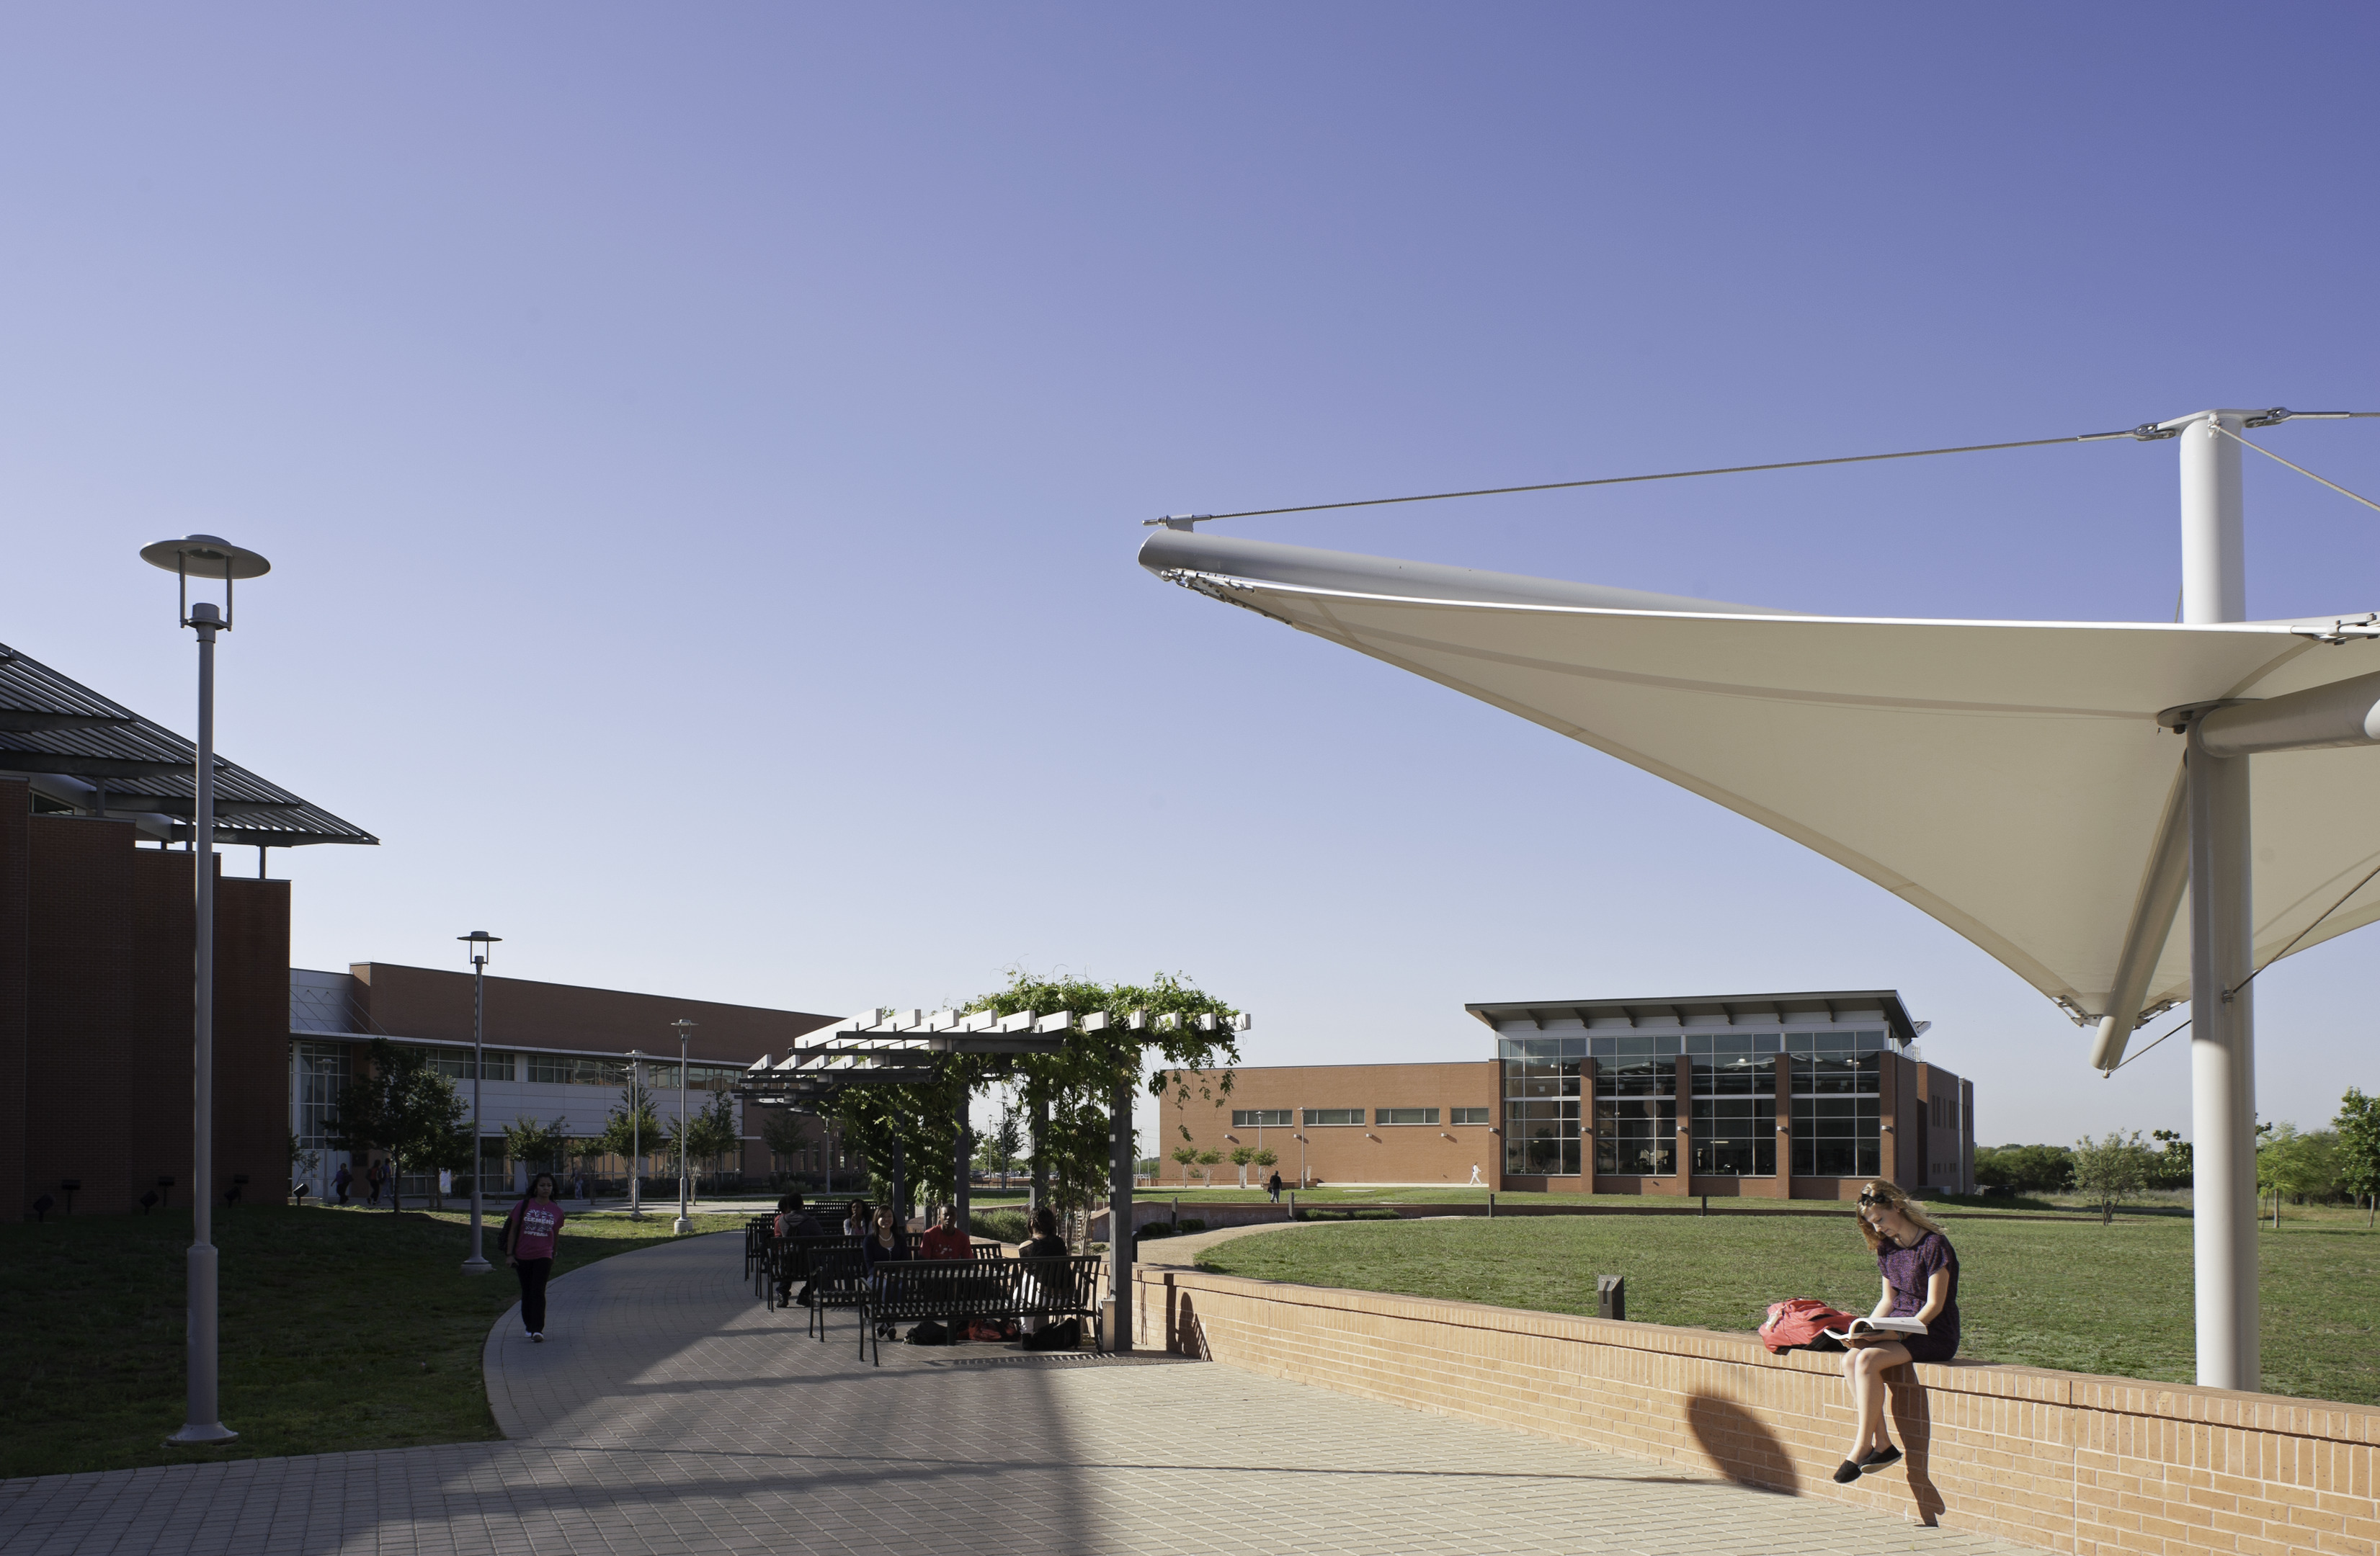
[0,641,375,847]
[1468,989,1922,1048]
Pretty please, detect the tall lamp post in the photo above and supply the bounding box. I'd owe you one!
[624,1050,648,1220]
[458,932,502,1274]
[671,1019,696,1234]
[140,533,272,1447]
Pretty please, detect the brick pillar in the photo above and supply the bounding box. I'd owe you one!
[1877,1051,1902,1186]
[0,782,27,1220]
[1663,1052,1690,1196]
[1578,1053,1595,1195]
[1774,1053,1793,1200]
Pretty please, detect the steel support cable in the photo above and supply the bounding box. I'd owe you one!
[1151,410,2380,527]
[2111,854,2380,1073]
[1149,429,2147,525]
[2209,421,2380,517]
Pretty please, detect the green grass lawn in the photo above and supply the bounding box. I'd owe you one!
[1196,1204,2380,1404]
[0,1202,746,1479]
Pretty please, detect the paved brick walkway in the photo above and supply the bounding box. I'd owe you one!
[0,1234,2034,1556]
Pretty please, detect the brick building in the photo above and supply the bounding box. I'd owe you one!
[288,963,845,1197]
[1161,990,1974,1199]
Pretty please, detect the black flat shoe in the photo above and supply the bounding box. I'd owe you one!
[1860,1445,1903,1475]
[1832,1459,1863,1485]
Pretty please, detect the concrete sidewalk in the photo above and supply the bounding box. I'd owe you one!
[0,1233,2033,1556]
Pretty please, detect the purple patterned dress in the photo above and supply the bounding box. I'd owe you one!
[1876,1229,1960,1363]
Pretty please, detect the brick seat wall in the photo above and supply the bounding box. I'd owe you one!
[1135,1267,2380,1556]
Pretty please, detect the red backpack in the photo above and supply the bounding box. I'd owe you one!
[1759,1297,1860,1354]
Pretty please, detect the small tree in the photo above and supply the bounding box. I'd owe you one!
[690,1091,741,1188]
[1172,1145,1200,1186]
[600,1074,663,1185]
[1254,1147,1279,1183]
[1229,1145,1255,1187]
[2337,1087,2380,1230]
[328,1039,469,1212]
[288,1131,319,1203]
[759,1106,809,1179]
[2148,1129,2193,1190]
[2070,1131,2152,1225]
[988,1102,1024,1189]
[504,1115,572,1190]
[1197,1148,1224,1188]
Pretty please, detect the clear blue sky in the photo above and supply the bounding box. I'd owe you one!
[2,6,2375,1150]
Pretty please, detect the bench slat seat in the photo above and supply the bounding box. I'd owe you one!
[857,1255,1105,1365]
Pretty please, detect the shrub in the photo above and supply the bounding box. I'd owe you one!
[1974,1143,2074,1194]
[1178,1218,1205,1233]
[969,1209,1030,1244]
[1136,1222,1175,1241]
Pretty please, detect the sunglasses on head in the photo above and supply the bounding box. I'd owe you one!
[1857,1190,1887,1207]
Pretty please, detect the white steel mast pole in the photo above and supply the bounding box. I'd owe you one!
[2178,409,2259,1391]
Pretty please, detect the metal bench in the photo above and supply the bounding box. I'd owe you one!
[856,1254,1105,1366]
[765,1233,865,1313]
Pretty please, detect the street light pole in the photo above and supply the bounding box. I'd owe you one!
[625,1050,647,1220]
[458,932,502,1273]
[141,534,270,1448]
[671,1019,696,1234]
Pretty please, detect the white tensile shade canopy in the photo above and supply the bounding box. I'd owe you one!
[1140,526,2380,1040]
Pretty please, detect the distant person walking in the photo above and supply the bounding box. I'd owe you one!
[365,1158,386,1207]
[572,1173,588,1203]
[1467,1164,1484,1187]
[1266,1171,1283,1204]
[502,1171,568,1342]
[333,1163,352,1206]
[1833,1180,1961,1485]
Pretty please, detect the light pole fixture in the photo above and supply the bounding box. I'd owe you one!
[140,532,270,1447]
[671,1019,697,1234]
[458,931,502,1273]
[624,1050,649,1220]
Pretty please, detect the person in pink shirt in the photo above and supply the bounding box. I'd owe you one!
[501,1172,567,1341]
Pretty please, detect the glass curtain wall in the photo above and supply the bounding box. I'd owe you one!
[291,1041,349,1155]
[1499,1037,1582,1176]
[1689,1032,1779,1175]
[1787,1029,1886,1176]
[1592,1036,1679,1175]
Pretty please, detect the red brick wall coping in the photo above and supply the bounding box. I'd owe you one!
[1137,1267,2380,1556]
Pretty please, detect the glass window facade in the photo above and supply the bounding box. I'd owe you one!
[1232,1109,1293,1127]
[1496,1027,1891,1181]
[1688,1032,1780,1176]
[1501,1037,1583,1176]
[291,1041,349,1149]
[401,1045,516,1082]
[1788,1029,1886,1177]
[1302,1108,1363,1126]
[1449,1106,1492,1125]
[1591,1036,1679,1176]
[525,1054,631,1086]
[1377,1107,1439,1125]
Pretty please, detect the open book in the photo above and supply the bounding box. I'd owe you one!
[1822,1315,1927,1341]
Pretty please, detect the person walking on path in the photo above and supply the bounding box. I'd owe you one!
[502,1171,568,1342]
[1467,1164,1484,1187]
[1266,1171,1283,1204]
[1833,1179,1960,1484]
[365,1158,386,1207]
[333,1162,352,1206]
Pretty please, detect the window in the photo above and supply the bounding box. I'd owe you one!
[1786,1030,1884,1176]
[1232,1109,1293,1127]
[291,1042,349,1148]
[1590,1037,1681,1176]
[1499,1036,1589,1176]
[1376,1107,1439,1126]
[1302,1109,1364,1126]
[401,1045,515,1082]
[1688,1033,1778,1176]
[1450,1106,1491,1126]
[525,1055,630,1087]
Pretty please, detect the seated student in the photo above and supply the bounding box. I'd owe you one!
[1017,1207,1075,1348]
[919,1203,971,1260]
[1833,1179,1961,1485]
[863,1207,910,1338]
[772,1191,826,1305]
[840,1199,870,1237]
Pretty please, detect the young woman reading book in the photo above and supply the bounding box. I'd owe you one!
[1832,1179,1961,1485]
